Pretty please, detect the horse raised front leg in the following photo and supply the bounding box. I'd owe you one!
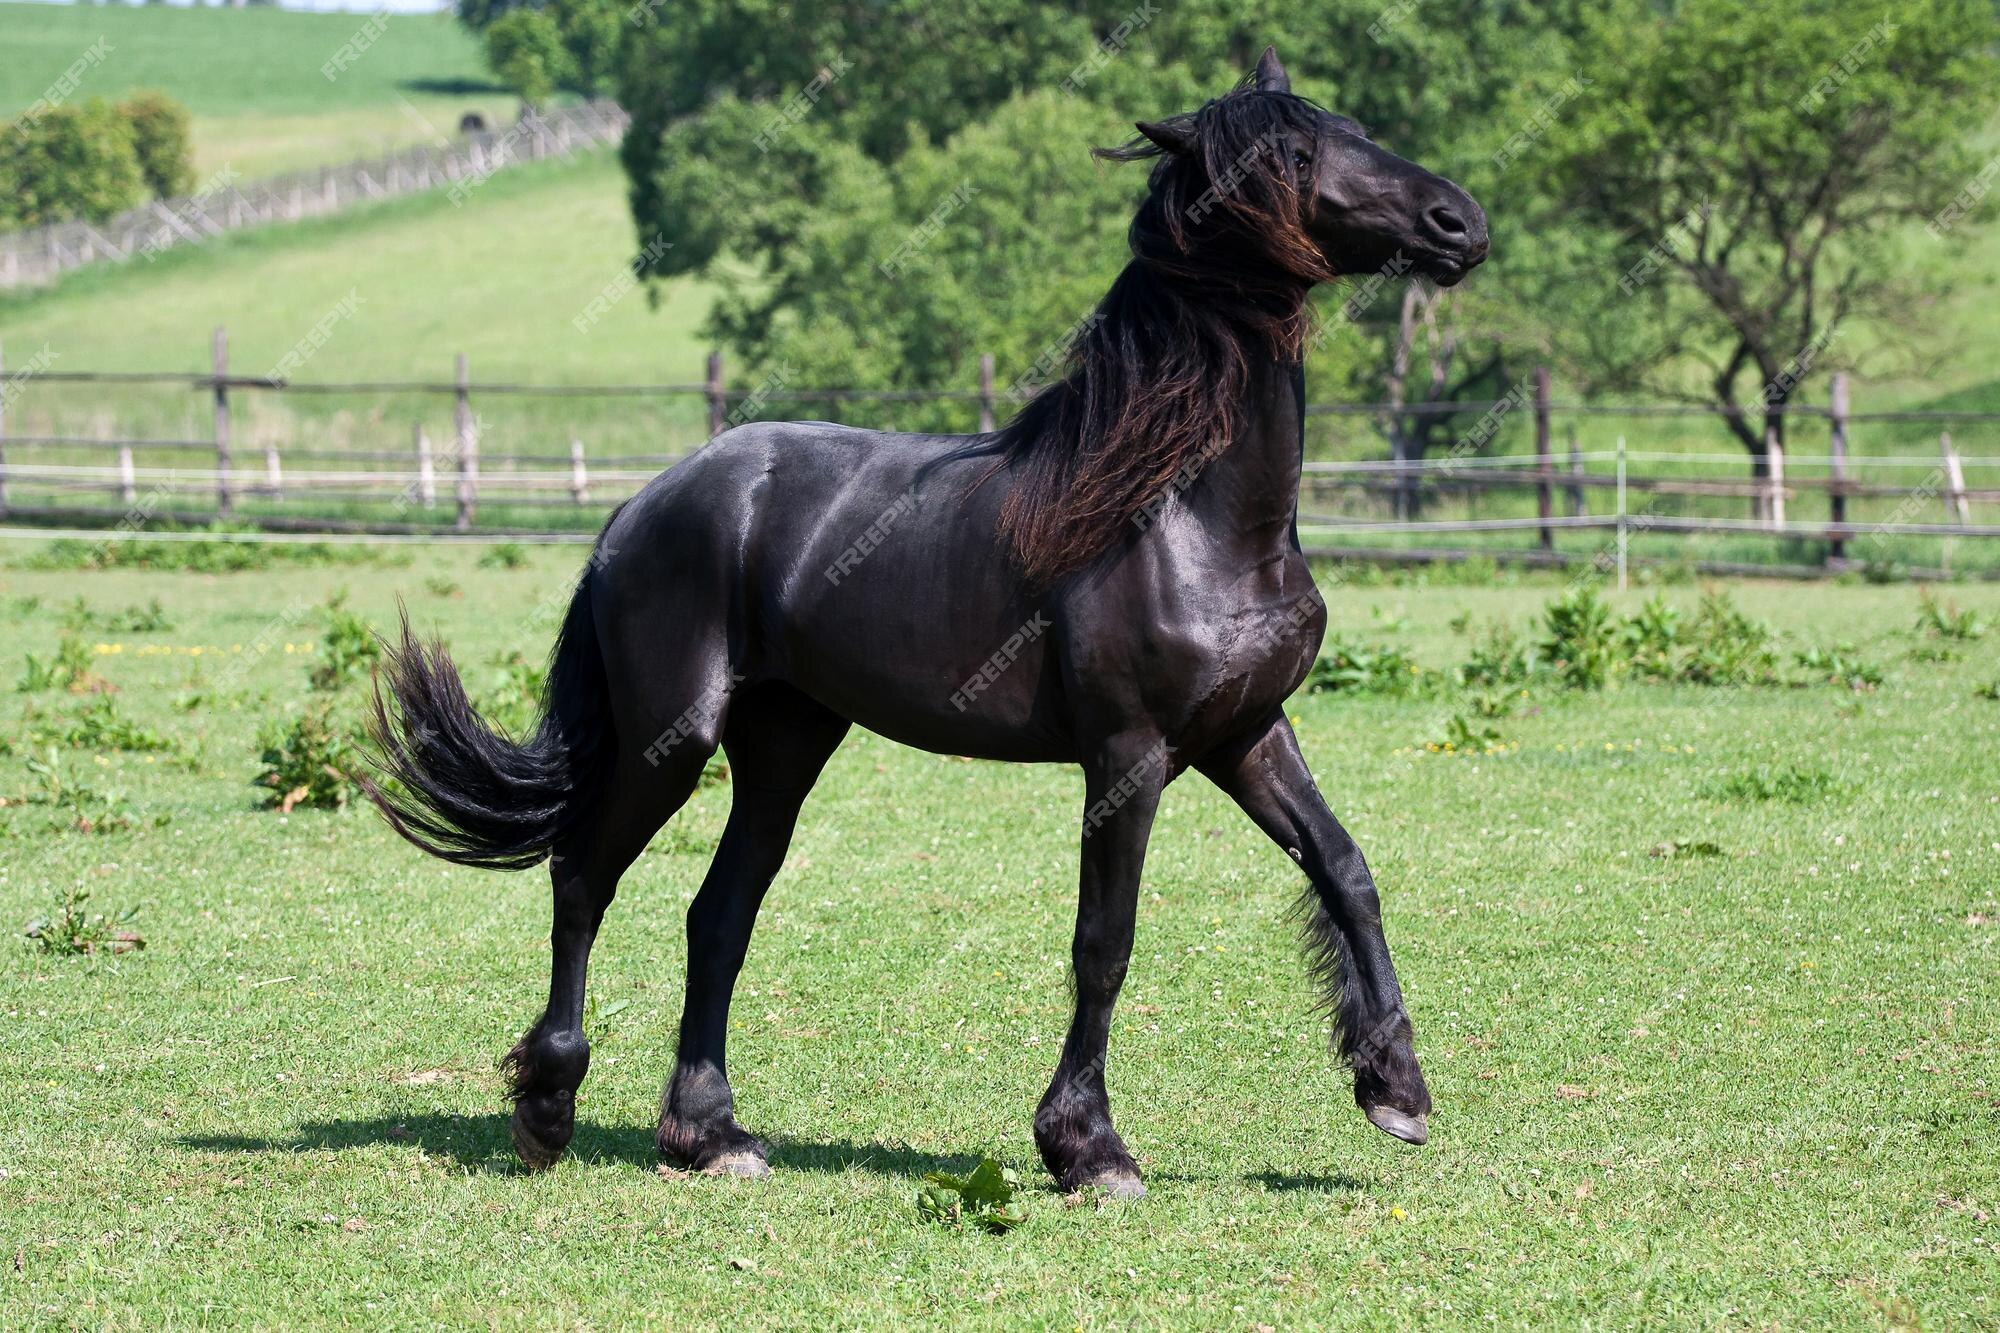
[1197,712,1431,1146]
[1035,731,1170,1199]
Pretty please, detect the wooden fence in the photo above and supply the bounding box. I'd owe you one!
[1,343,1995,576]
[0,103,630,289]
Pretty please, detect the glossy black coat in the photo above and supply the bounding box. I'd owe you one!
[368,47,1484,1193]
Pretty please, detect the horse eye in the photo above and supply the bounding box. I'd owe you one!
[1292,148,1313,171]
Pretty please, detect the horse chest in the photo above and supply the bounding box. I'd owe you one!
[1209,590,1326,717]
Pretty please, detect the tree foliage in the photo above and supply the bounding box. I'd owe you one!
[119,90,196,200]
[1523,0,1999,459]
[484,10,572,105]
[0,98,145,229]
[0,91,197,229]
[472,0,623,103]
[611,0,2000,452]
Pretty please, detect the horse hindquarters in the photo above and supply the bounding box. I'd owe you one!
[507,565,757,1171]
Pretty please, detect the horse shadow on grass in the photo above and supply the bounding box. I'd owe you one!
[764,1138,983,1180]
[184,1116,1349,1194]
[180,1118,975,1182]
[180,1113,619,1174]
[1244,1169,1374,1194]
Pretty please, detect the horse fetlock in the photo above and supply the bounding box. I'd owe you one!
[654,1061,752,1166]
[1044,1126,1143,1196]
[503,1024,590,1099]
[1034,1074,1137,1190]
[657,1110,768,1175]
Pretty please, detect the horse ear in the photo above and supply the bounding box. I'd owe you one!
[1254,45,1290,95]
[1135,119,1197,156]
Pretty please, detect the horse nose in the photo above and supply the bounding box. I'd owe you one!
[1423,191,1489,263]
[1425,201,1469,238]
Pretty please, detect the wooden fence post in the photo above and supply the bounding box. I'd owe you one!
[264,439,282,500]
[705,350,726,438]
[415,423,435,508]
[454,353,478,531]
[213,325,233,517]
[1615,434,1629,592]
[1566,428,1585,517]
[570,435,589,504]
[0,340,9,516]
[1941,431,1971,524]
[1534,366,1553,551]
[978,353,996,433]
[1828,371,1849,564]
[118,444,136,507]
[1767,430,1786,530]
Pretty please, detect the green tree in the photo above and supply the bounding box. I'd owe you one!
[118,91,195,199]
[619,1,1564,426]
[455,0,522,30]
[550,0,623,99]
[0,98,146,228]
[476,0,624,103]
[484,9,574,106]
[1527,0,1998,492]
[654,92,1144,430]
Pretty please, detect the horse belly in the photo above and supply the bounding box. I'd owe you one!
[770,530,1075,763]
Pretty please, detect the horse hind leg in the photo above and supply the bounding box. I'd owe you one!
[506,742,713,1171]
[658,683,849,1175]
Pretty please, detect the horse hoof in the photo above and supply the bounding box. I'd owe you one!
[1365,1105,1429,1146]
[509,1110,566,1172]
[1077,1169,1146,1200]
[700,1151,772,1179]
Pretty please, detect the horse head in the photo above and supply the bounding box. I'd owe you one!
[1110,45,1489,290]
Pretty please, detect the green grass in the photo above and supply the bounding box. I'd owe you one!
[0,1,510,177]
[0,555,1995,1326]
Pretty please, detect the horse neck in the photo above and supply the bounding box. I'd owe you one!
[1186,355,1306,542]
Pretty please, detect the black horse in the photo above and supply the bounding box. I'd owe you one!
[368,48,1487,1198]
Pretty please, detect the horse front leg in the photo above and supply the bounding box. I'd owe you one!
[1198,712,1432,1145]
[1035,732,1170,1199]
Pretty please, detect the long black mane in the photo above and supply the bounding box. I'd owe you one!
[988,81,1337,584]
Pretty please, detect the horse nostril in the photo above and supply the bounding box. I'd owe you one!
[1425,203,1469,238]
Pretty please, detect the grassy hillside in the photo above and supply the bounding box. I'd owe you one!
[0,2,512,177]
[0,151,726,458]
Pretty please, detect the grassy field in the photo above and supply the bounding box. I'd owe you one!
[0,546,1994,1327]
[0,2,734,460]
[0,2,510,177]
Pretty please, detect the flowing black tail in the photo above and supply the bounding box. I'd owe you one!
[364,576,611,871]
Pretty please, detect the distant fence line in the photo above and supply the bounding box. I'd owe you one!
[0,102,630,289]
[1,343,1995,575]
